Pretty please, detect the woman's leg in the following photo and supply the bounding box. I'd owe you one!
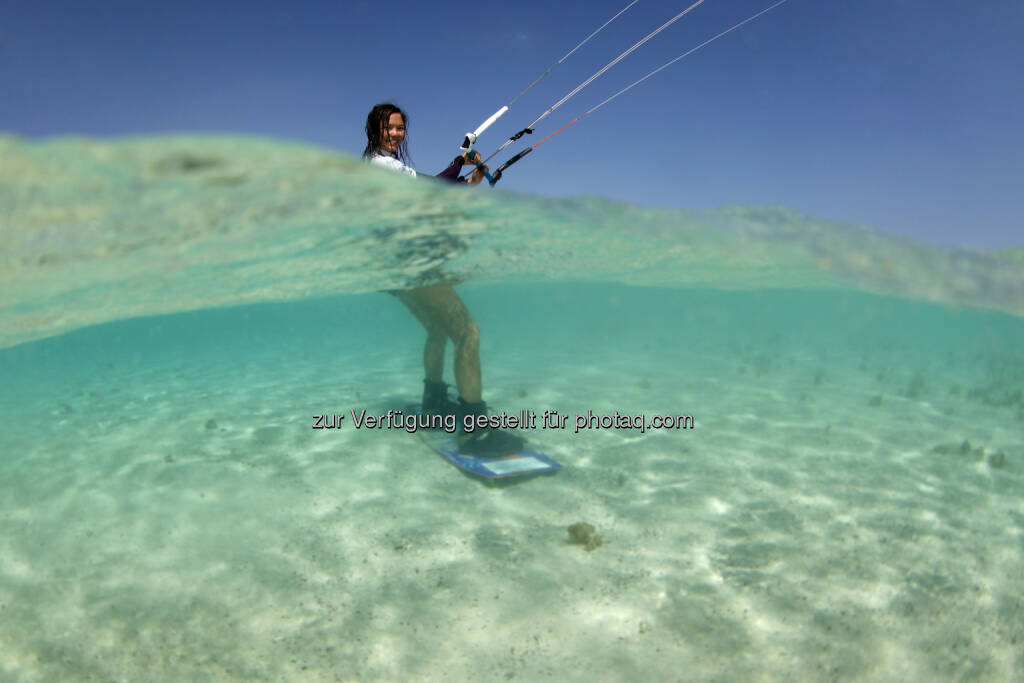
[392,284,481,403]
[392,291,447,383]
[393,284,524,456]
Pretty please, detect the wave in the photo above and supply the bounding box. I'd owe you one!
[1,133,1021,349]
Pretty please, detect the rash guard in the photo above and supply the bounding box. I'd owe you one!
[370,152,466,183]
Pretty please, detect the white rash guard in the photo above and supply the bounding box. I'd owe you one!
[370,152,416,178]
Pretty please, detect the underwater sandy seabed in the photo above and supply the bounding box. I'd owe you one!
[1,283,1022,682]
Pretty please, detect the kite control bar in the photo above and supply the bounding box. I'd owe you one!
[460,106,509,154]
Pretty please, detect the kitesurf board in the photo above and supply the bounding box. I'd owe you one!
[406,404,560,481]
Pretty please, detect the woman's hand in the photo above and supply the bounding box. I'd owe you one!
[467,164,490,185]
[463,151,489,186]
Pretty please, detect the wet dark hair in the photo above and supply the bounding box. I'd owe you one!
[363,103,411,164]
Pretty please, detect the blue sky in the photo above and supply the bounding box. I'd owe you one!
[3,0,1021,248]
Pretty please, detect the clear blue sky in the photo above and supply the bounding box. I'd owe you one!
[3,0,1021,247]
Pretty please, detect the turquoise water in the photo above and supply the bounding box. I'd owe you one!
[3,135,1023,349]
[1,135,1023,680]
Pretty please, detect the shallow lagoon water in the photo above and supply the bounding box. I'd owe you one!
[1,136,1022,680]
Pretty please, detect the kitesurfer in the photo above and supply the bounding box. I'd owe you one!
[363,103,525,457]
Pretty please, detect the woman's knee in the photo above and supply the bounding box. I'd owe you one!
[453,320,480,350]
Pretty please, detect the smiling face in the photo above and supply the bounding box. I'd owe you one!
[380,112,406,154]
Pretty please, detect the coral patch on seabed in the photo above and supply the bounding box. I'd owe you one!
[568,522,604,552]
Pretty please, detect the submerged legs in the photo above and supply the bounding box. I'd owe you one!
[392,284,482,403]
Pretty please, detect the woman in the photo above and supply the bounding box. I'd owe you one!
[363,103,525,457]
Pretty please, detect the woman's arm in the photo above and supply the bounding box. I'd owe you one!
[434,155,466,183]
[434,151,490,185]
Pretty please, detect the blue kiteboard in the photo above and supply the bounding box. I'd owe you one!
[406,404,560,481]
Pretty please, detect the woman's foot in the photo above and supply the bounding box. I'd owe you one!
[422,379,458,418]
[458,427,525,457]
[456,398,526,457]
